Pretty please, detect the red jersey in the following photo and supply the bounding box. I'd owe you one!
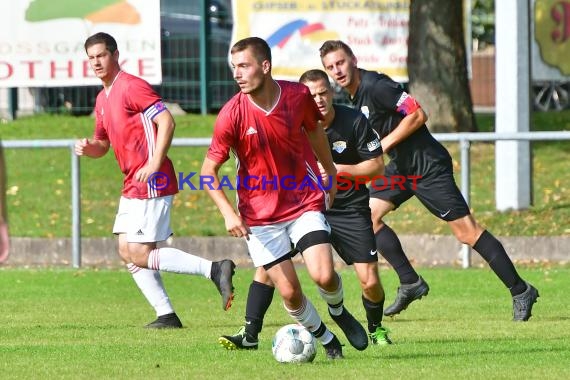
[93,71,178,199]
[207,80,326,226]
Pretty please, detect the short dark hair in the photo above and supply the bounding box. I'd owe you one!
[299,69,332,89]
[84,32,118,54]
[319,40,355,60]
[231,37,272,64]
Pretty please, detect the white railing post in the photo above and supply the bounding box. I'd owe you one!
[70,146,81,268]
[459,138,471,268]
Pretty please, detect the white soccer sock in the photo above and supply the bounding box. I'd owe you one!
[284,295,334,345]
[318,273,344,316]
[127,263,174,317]
[147,247,212,277]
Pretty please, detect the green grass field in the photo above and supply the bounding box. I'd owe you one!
[0,266,568,379]
[1,111,569,238]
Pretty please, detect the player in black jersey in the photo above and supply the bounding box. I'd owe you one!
[218,70,393,352]
[319,40,538,322]
[302,69,391,345]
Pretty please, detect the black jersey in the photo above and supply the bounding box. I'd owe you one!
[326,104,382,210]
[350,69,451,175]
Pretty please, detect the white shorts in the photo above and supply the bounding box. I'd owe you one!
[112,196,174,243]
[246,211,330,267]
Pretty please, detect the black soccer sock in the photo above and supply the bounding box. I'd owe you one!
[244,281,275,339]
[375,224,419,284]
[472,230,526,296]
[362,295,384,333]
[311,321,328,340]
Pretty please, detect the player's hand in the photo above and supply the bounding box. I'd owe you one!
[225,213,251,240]
[0,221,9,264]
[135,163,160,183]
[74,138,89,156]
[325,175,337,209]
[317,162,337,209]
[317,161,327,178]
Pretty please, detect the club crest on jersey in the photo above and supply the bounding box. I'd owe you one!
[332,141,347,153]
[360,106,370,119]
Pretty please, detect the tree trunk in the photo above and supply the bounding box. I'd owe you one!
[408,0,477,132]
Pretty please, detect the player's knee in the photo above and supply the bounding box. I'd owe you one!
[450,215,483,246]
[370,199,393,221]
[371,212,389,233]
[362,289,383,304]
[280,285,303,308]
[313,270,337,290]
[117,244,131,263]
[370,207,383,222]
[373,219,386,232]
[357,265,383,298]
[454,227,480,246]
[127,245,152,268]
[130,255,148,268]
[360,277,379,294]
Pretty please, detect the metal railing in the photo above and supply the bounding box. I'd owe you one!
[3,131,570,268]
[434,131,570,267]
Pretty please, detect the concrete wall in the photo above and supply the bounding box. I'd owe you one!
[4,235,568,268]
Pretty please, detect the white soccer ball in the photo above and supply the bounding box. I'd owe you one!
[272,324,317,363]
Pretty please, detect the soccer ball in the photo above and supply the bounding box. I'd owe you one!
[272,324,317,363]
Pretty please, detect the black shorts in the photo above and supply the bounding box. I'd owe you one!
[368,160,470,221]
[325,208,378,265]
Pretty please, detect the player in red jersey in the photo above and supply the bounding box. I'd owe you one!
[216,69,394,350]
[75,32,236,328]
[202,37,368,358]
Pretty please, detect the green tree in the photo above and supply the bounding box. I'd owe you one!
[471,0,495,49]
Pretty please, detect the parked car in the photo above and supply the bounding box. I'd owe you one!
[160,0,237,112]
[37,0,236,115]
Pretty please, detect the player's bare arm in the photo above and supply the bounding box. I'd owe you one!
[305,126,338,206]
[381,107,427,153]
[74,138,110,158]
[135,110,175,183]
[201,157,251,239]
[335,156,385,179]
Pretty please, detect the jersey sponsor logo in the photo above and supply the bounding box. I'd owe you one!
[136,229,144,236]
[332,140,347,153]
[367,138,381,151]
[246,126,257,135]
[360,106,370,119]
